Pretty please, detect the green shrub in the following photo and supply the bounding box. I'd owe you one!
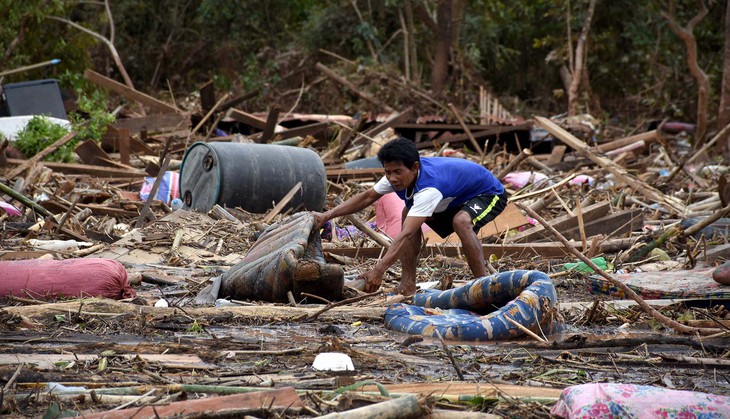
[14,115,73,162]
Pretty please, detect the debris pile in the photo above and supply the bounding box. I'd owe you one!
[1,68,729,418]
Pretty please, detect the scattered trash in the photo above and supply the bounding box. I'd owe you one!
[312,352,355,372]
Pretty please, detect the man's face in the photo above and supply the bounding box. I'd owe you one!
[383,160,418,191]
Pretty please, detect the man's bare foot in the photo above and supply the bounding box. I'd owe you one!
[397,279,417,295]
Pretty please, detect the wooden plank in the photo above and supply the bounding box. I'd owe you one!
[228,108,268,130]
[560,208,643,241]
[423,203,529,244]
[77,203,139,217]
[506,201,611,243]
[81,389,303,419]
[6,159,145,178]
[0,353,214,370]
[5,131,77,179]
[363,108,412,139]
[75,139,114,166]
[273,122,329,142]
[418,124,531,149]
[112,113,189,134]
[102,126,156,155]
[358,382,563,400]
[326,167,384,180]
[260,106,281,143]
[84,69,180,114]
[199,79,216,112]
[0,250,51,260]
[328,243,581,259]
[324,239,633,259]
[535,117,686,214]
[118,128,130,165]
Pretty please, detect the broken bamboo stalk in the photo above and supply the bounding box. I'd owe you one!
[317,394,421,419]
[683,202,730,237]
[5,131,77,180]
[302,290,384,321]
[504,316,547,343]
[685,120,730,166]
[54,195,80,234]
[0,182,52,217]
[345,213,392,248]
[516,202,722,336]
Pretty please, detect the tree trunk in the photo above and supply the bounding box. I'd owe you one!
[568,0,597,116]
[719,0,730,131]
[662,0,710,148]
[404,0,419,85]
[431,0,452,96]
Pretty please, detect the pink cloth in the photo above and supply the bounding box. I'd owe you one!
[0,258,136,300]
[551,383,729,419]
[374,193,431,239]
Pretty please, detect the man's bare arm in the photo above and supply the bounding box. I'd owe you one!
[313,188,383,228]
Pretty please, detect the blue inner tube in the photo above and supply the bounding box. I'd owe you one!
[384,270,558,341]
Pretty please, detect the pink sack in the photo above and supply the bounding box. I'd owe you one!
[551,383,729,419]
[375,193,431,239]
[503,171,548,189]
[0,258,136,300]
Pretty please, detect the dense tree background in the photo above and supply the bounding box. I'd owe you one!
[1,0,727,134]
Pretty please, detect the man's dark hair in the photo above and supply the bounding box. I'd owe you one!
[377,137,420,168]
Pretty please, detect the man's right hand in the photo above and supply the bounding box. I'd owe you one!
[312,211,328,230]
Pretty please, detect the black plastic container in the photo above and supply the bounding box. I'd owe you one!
[179,142,326,213]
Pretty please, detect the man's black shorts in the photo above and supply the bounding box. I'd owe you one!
[425,192,508,239]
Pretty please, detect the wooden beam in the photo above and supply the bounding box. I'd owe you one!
[75,139,114,166]
[535,116,686,214]
[6,159,145,178]
[227,108,267,130]
[506,201,611,243]
[199,79,216,112]
[596,130,658,153]
[326,167,383,180]
[5,131,77,179]
[417,124,531,149]
[260,106,281,143]
[84,69,180,114]
[112,113,190,134]
[324,239,633,259]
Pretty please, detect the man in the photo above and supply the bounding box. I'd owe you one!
[313,137,507,295]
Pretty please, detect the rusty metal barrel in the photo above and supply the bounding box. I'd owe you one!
[179,142,326,213]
